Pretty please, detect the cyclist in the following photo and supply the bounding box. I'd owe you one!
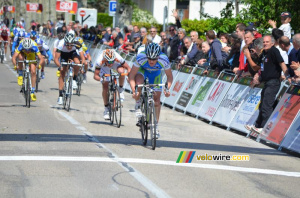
[35,37,53,79]
[74,35,89,82]
[128,43,173,138]
[0,24,10,61]
[12,30,26,71]
[54,33,87,105]
[12,38,45,101]
[93,49,131,119]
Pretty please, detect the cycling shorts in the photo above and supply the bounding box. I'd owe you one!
[20,52,37,61]
[60,50,80,63]
[1,36,8,41]
[138,67,162,92]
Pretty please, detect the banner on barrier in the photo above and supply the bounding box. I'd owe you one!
[163,66,193,106]
[185,70,218,115]
[197,72,235,121]
[279,110,300,153]
[175,67,205,110]
[260,85,300,145]
[212,77,252,127]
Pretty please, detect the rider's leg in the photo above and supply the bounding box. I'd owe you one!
[58,66,67,95]
[153,91,162,123]
[117,66,125,87]
[73,57,80,81]
[30,63,37,92]
[135,73,144,101]
[102,81,109,106]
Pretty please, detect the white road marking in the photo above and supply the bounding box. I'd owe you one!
[5,63,18,77]
[57,110,171,198]
[0,156,300,178]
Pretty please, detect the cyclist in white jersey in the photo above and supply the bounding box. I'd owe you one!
[94,49,131,119]
[129,43,173,138]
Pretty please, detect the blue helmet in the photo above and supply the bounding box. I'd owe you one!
[30,31,37,38]
[18,30,26,38]
[36,38,43,46]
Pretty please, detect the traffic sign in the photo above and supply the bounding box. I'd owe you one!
[79,10,86,17]
[109,1,117,12]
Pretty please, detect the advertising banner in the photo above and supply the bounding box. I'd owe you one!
[7,6,15,13]
[260,85,300,145]
[229,85,263,134]
[26,3,39,12]
[197,72,235,121]
[185,70,218,115]
[175,67,205,110]
[212,77,252,127]
[163,66,193,107]
[279,111,300,153]
[56,0,78,14]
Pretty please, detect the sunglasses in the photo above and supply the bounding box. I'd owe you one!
[150,31,156,33]
[107,61,114,64]
[148,58,158,61]
[66,44,73,47]
[169,29,175,31]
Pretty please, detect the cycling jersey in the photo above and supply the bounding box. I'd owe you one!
[0,26,9,41]
[56,40,83,53]
[95,51,125,82]
[133,51,170,91]
[36,38,53,61]
[15,39,41,60]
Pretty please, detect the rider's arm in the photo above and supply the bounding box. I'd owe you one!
[94,68,101,81]
[165,68,173,90]
[128,66,139,92]
[54,50,61,67]
[121,61,131,73]
[37,53,45,66]
[12,51,19,66]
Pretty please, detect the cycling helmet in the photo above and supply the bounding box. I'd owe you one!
[103,49,115,62]
[36,38,43,46]
[64,33,75,44]
[22,38,34,49]
[145,43,161,59]
[18,30,26,38]
[57,32,65,40]
[30,31,37,38]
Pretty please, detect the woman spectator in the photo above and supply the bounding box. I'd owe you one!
[225,33,241,71]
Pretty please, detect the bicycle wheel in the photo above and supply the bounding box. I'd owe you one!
[140,97,148,145]
[63,77,68,109]
[149,102,157,150]
[108,88,114,125]
[76,73,82,96]
[114,88,122,128]
[36,68,39,92]
[66,77,73,111]
[26,75,31,108]
[24,76,28,107]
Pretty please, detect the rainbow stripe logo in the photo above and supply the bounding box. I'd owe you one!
[176,151,196,163]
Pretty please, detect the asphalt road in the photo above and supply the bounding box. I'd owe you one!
[0,58,299,198]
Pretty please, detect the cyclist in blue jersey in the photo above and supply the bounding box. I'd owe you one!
[129,43,173,138]
[12,30,26,70]
[35,37,53,79]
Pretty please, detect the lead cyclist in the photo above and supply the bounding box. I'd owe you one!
[128,43,173,138]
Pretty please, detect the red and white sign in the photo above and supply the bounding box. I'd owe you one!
[26,3,39,12]
[56,0,78,14]
[79,10,86,17]
[7,6,15,13]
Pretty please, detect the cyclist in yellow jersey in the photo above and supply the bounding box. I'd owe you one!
[12,38,45,101]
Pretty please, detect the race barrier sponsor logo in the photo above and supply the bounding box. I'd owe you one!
[196,154,250,161]
[176,151,196,163]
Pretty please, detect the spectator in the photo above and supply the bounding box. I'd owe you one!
[56,17,64,29]
[168,25,180,61]
[272,28,288,65]
[103,27,112,44]
[4,17,9,27]
[279,36,298,78]
[206,30,227,72]
[130,25,140,43]
[190,31,199,43]
[177,28,187,58]
[197,41,210,67]
[140,27,147,45]
[107,30,121,48]
[150,27,161,44]
[127,33,142,53]
[160,31,168,55]
[245,25,262,39]
[225,33,241,71]
[115,27,123,39]
[290,34,300,83]
[268,12,292,39]
[245,35,289,133]
[181,36,202,66]
[89,26,97,41]
[241,30,256,75]
[67,22,75,35]
[37,24,43,34]
[235,23,246,74]
[219,33,229,47]
[94,23,103,44]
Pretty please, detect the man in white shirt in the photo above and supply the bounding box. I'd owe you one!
[150,27,161,44]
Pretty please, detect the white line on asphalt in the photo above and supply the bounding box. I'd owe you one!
[1,156,300,178]
[57,110,171,198]
[5,63,18,77]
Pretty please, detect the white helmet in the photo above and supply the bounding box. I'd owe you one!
[145,43,161,59]
[22,38,34,49]
[64,33,75,44]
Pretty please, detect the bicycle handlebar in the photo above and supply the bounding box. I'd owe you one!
[18,60,37,63]
[104,73,128,77]
[61,62,83,67]
[0,41,9,43]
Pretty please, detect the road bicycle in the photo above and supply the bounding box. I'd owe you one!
[61,61,83,111]
[135,78,167,150]
[0,40,8,63]
[19,59,37,108]
[104,69,128,128]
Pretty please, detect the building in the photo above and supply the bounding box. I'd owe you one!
[132,0,245,24]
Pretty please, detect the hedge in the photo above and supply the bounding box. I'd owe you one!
[131,22,163,33]
[97,13,113,28]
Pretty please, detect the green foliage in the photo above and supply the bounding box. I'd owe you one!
[119,0,135,6]
[241,0,300,33]
[97,13,113,27]
[181,19,210,39]
[132,4,157,24]
[132,22,162,33]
